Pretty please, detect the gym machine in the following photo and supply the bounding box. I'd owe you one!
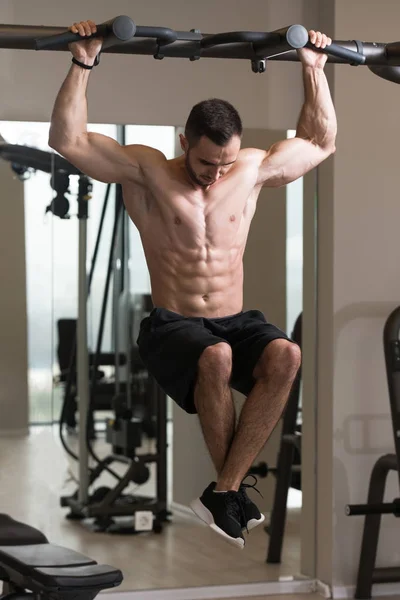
[0,139,168,534]
[59,175,168,534]
[346,305,400,598]
[0,514,122,600]
[0,15,400,83]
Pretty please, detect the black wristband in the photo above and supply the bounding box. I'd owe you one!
[72,57,94,69]
[72,54,100,69]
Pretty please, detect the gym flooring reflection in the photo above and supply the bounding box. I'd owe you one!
[0,427,301,591]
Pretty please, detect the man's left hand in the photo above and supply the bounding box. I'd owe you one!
[297,30,332,69]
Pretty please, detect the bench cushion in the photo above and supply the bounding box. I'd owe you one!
[0,544,95,573]
[32,564,123,590]
[0,544,122,592]
[0,514,47,545]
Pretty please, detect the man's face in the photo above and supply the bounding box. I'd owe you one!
[180,134,241,188]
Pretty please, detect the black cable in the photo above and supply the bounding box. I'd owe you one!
[84,192,124,479]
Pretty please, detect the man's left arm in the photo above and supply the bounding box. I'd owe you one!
[257,30,337,188]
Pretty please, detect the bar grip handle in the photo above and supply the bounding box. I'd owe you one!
[306,40,366,65]
[346,499,400,516]
[35,15,136,50]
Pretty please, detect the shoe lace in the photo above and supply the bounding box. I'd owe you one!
[239,474,264,501]
[224,491,247,532]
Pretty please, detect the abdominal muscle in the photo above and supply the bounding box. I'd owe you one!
[123,154,259,318]
[144,240,245,318]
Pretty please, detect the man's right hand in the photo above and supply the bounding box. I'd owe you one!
[68,20,103,66]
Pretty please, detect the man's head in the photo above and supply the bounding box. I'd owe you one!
[180,98,242,187]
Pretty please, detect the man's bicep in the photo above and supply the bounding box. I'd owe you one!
[56,133,148,184]
[257,137,332,188]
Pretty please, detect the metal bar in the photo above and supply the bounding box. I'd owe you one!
[35,15,136,50]
[107,39,259,59]
[113,183,124,397]
[95,461,137,511]
[135,25,177,44]
[372,567,400,584]
[87,184,111,290]
[383,306,400,487]
[385,41,400,62]
[354,453,398,599]
[305,40,365,65]
[368,66,400,85]
[91,195,123,398]
[156,378,168,513]
[85,193,125,482]
[266,312,302,564]
[346,501,397,516]
[77,216,90,504]
[202,30,284,49]
[123,203,132,410]
[105,38,385,64]
[0,24,395,65]
[269,41,387,64]
[84,497,157,518]
[0,143,80,174]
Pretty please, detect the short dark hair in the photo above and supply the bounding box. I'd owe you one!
[184,98,242,147]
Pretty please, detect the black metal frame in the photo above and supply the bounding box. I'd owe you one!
[61,378,168,533]
[247,314,302,560]
[266,312,302,563]
[1,15,400,81]
[60,178,169,533]
[346,306,400,598]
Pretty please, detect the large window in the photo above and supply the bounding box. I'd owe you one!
[286,130,303,508]
[286,129,303,336]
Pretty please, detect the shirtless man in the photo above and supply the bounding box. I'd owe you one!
[49,20,336,549]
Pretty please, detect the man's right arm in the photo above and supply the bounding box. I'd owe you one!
[48,19,161,184]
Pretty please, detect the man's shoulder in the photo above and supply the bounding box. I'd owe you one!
[124,144,167,168]
[238,147,267,166]
[235,148,267,179]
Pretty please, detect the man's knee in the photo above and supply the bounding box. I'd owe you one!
[253,339,301,380]
[198,342,232,381]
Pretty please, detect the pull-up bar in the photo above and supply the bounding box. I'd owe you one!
[0,15,399,82]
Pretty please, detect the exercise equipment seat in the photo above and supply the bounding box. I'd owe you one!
[0,514,123,600]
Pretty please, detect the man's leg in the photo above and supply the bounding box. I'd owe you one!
[194,342,235,475]
[215,339,301,492]
[191,341,247,548]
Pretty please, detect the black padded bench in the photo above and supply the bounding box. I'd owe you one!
[0,514,123,600]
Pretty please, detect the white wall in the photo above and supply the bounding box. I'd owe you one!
[0,159,28,434]
[317,0,400,593]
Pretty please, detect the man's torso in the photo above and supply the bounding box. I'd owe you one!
[122,149,264,317]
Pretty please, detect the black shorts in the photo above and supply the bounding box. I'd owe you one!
[137,307,292,414]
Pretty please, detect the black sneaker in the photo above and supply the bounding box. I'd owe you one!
[190,482,245,549]
[239,476,265,532]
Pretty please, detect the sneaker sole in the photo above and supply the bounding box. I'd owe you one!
[243,513,265,532]
[190,498,245,550]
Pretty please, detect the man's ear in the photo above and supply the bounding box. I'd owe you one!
[179,133,189,153]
